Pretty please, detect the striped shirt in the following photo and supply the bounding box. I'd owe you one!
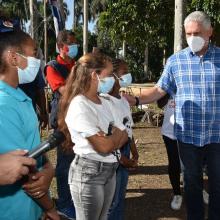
[157,44,220,147]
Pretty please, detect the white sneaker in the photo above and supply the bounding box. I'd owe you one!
[203,190,209,205]
[171,195,183,210]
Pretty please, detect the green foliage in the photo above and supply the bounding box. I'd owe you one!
[97,0,220,82]
[97,0,174,82]
[189,0,220,45]
[73,25,98,59]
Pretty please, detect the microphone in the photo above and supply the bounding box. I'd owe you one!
[27,131,65,159]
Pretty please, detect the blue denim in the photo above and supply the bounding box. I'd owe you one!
[69,156,118,220]
[56,146,76,218]
[108,141,130,220]
[179,142,220,220]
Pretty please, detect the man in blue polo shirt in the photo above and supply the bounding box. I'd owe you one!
[125,11,220,220]
[0,26,58,219]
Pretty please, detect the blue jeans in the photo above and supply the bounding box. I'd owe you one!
[69,155,118,220]
[56,146,76,216]
[108,141,130,220]
[108,165,129,220]
[178,142,220,220]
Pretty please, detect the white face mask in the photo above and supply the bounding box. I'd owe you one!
[16,53,41,84]
[187,36,205,53]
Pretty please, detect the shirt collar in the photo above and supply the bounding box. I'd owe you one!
[57,54,75,66]
[0,80,30,102]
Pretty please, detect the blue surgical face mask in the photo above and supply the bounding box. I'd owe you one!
[97,75,115,94]
[16,53,40,84]
[68,44,78,59]
[118,73,132,87]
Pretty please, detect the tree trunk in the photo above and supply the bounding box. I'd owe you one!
[29,0,38,41]
[73,0,77,30]
[122,40,126,58]
[44,0,48,63]
[174,0,186,52]
[143,43,149,80]
[143,43,148,74]
[83,0,88,54]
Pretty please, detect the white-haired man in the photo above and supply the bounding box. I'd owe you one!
[125,11,220,220]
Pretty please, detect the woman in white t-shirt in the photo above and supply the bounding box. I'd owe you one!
[158,95,182,210]
[58,53,128,220]
[106,59,139,220]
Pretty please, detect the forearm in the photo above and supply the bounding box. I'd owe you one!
[36,89,47,114]
[113,130,128,149]
[42,158,55,183]
[130,136,139,159]
[139,86,166,104]
[88,129,128,154]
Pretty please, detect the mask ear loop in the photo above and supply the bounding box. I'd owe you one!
[15,52,27,59]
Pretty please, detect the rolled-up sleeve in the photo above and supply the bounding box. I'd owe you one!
[156,58,176,97]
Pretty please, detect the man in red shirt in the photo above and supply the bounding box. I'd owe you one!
[45,30,78,220]
[46,31,77,94]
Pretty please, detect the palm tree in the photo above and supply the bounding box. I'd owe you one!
[73,0,109,28]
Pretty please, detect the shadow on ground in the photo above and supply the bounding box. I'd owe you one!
[129,165,168,176]
[125,188,186,220]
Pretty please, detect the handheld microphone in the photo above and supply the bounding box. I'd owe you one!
[27,131,65,159]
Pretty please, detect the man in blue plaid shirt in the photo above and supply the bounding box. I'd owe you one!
[125,11,220,220]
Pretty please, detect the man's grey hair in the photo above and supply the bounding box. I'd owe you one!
[184,11,211,30]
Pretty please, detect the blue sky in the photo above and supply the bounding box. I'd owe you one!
[64,0,95,32]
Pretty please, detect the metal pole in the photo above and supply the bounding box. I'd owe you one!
[83,0,88,54]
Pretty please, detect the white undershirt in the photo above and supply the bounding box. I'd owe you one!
[65,94,126,162]
[161,99,176,140]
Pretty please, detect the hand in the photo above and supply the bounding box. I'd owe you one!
[131,150,139,162]
[96,130,107,137]
[43,208,60,220]
[122,94,136,106]
[0,150,36,185]
[120,155,138,169]
[23,168,53,198]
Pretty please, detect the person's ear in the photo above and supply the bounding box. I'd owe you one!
[57,43,64,52]
[91,71,98,81]
[208,27,213,38]
[7,51,18,67]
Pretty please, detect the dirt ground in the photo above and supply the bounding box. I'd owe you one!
[48,121,192,220]
[124,122,186,220]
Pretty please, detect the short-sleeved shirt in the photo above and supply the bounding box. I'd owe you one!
[157,44,220,147]
[19,69,46,110]
[46,55,75,92]
[65,95,125,163]
[101,94,134,138]
[0,80,42,220]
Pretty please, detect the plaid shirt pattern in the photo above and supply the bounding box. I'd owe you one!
[157,45,220,146]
